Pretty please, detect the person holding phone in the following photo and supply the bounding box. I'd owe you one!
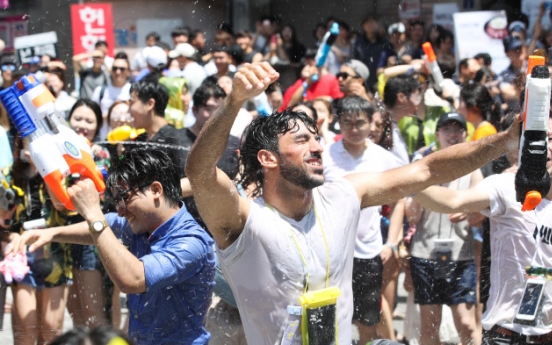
[412,115,552,345]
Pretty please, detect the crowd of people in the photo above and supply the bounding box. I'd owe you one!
[0,4,551,345]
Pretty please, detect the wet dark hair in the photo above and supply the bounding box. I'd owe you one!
[113,52,130,69]
[337,95,374,121]
[68,99,103,140]
[383,75,419,108]
[106,147,182,207]
[46,67,68,91]
[49,325,134,345]
[146,31,160,42]
[292,101,318,123]
[130,80,169,117]
[474,52,492,66]
[239,109,317,197]
[193,81,226,108]
[460,83,500,128]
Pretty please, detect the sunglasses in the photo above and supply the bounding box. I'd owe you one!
[336,72,360,80]
[1,64,16,72]
[112,66,127,72]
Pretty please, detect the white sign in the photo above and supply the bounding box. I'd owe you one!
[14,31,57,64]
[453,11,510,75]
[398,0,421,20]
[433,3,459,31]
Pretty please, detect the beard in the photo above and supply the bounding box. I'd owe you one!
[279,153,324,190]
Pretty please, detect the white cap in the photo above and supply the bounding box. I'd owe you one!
[168,43,196,59]
[144,46,167,68]
[388,22,405,35]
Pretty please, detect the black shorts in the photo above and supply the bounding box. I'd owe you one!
[410,257,476,306]
[352,256,382,326]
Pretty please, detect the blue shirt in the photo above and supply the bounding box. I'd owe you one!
[105,204,215,345]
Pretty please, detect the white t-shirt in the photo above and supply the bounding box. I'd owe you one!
[323,140,401,259]
[218,178,360,345]
[91,83,131,140]
[478,173,552,335]
[390,122,410,166]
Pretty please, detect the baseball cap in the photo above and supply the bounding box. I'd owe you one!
[388,22,406,35]
[0,55,16,66]
[168,43,196,59]
[144,46,167,69]
[344,59,369,82]
[436,112,467,131]
[29,56,40,65]
[503,35,523,52]
[508,21,526,33]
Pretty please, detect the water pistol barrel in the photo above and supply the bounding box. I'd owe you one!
[515,61,551,211]
[422,42,444,88]
[311,22,339,83]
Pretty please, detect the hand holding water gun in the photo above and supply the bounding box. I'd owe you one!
[312,22,339,83]
[107,125,146,144]
[0,252,30,284]
[0,74,105,211]
[422,42,444,93]
[516,56,551,211]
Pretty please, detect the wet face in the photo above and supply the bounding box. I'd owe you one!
[338,65,361,93]
[369,111,384,144]
[70,105,98,142]
[435,122,466,149]
[113,183,157,234]
[109,103,132,129]
[410,24,425,42]
[217,75,233,94]
[312,100,332,129]
[339,112,371,147]
[173,34,188,46]
[236,36,251,51]
[45,73,64,96]
[214,51,231,71]
[129,91,152,130]
[193,96,223,130]
[276,121,324,190]
[111,58,130,85]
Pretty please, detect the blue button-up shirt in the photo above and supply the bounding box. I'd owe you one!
[105,204,215,345]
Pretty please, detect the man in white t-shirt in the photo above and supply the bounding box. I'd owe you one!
[383,74,424,165]
[323,95,403,344]
[413,117,552,344]
[185,62,520,345]
[168,43,207,95]
[91,55,132,140]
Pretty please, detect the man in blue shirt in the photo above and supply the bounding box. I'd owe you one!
[13,147,215,345]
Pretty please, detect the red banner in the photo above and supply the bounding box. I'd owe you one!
[70,3,114,56]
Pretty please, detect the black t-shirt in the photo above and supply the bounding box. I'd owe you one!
[179,128,240,230]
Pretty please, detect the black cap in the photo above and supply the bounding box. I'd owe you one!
[436,112,467,131]
[0,55,17,66]
[503,35,523,52]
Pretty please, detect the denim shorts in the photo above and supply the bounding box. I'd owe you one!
[410,257,476,306]
[71,244,100,271]
[352,256,382,325]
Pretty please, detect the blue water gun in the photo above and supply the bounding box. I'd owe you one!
[312,22,339,82]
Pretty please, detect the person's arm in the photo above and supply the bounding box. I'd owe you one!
[345,119,520,208]
[383,60,424,81]
[72,52,90,74]
[180,177,193,198]
[67,179,146,294]
[10,221,92,255]
[185,62,279,249]
[380,199,404,264]
[413,184,490,214]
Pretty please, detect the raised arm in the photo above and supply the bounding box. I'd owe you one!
[185,63,279,249]
[346,117,519,208]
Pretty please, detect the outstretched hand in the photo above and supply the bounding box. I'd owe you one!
[231,62,279,103]
[7,230,52,254]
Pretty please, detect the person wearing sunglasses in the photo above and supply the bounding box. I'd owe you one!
[0,55,17,90]
[12,147,215,345]
[91,52,132,140]
[337,59,371,101]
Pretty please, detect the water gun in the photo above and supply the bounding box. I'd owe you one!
[312,22,339,83]
[0,74,105,211]
[422,42,444,93]
[516,56,551,211]
[0,252,30,284]
[107,125,146,144]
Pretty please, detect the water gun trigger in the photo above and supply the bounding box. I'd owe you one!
[522,191,543,211]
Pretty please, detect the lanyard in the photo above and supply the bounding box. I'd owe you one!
[266,199,330,293]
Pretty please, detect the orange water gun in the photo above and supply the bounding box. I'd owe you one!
[0,74,105,211]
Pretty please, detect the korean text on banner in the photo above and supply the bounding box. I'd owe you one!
[70,3,114,56]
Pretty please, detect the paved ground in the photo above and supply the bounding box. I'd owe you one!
[0,275,410,344]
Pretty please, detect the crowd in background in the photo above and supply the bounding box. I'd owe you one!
[0,2,550,345]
